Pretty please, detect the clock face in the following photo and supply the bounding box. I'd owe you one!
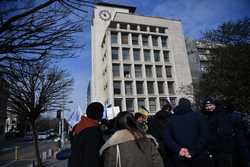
[99,10,111,21]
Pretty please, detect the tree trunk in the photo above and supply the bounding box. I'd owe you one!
[31,121,42,167]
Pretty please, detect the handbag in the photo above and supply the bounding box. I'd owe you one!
[116,145,121,167]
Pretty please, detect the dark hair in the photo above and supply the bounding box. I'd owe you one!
[134,112,144,120]
[178,98,191,109]
[161,99,172,112]
[86,102,104,120]
[115,111,146,152]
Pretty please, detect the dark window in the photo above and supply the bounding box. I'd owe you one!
[140,25,147,31]
[121,33,128,44]
[154,50,160,62]
[158,82,164,94]
[168,82,175,95]
[133,49,140,61]
[122,48,130,60]
[163,51,169,62]
[156,66,162,78]
[124,65,131,78]
[130,24,137,30]
[134,65,142,78]
[149,98,156,112]
[160,98,168,108]
[145,65,153,78]
[152,36,158,46]
[114,98,122,111]
[147,82,154,94]
[136,81,144,94]
[142,35,148,46]
[132,34,139,45]
[112,47,119,60]
[161,36,167,47]
[113,81,121,95]
[150,26,156,32]
[120,23,127,29]
[159,27,165,33]
[110,22,117,28]
[138,99,145,108]
[111,32,118,44]
[126,99,134,111]
[112,64,120,77]
[125,82,133,95]
[165,66,172,78]
[144,49,151,61]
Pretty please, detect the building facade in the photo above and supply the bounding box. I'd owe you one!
[90,2,193,113]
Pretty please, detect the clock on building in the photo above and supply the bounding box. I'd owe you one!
[99,10,111,21]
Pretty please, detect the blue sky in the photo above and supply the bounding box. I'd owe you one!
[61,0,250,113]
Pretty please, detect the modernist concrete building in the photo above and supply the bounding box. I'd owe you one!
[90,2,193,113]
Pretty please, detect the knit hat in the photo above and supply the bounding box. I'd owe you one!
[137,106,149,117]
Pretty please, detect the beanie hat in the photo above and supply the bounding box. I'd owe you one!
[86,102,104,120]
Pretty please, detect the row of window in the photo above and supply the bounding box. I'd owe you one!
[113,81,175,96]
[112,47,170,63]
[112,64,172,79]
[111,32,168,47]
[110,22,167,34]
[114,97,176,112]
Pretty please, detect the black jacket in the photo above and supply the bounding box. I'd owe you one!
[70,124,104,167]
[164,106,208,158]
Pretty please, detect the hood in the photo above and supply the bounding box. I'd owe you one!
[73,116,99,135]
[99,129,158,155]
[173,105,192,115]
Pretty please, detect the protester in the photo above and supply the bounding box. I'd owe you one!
[70,102,104,167]
[134,106,150,132]
[100,111,164,167]
[201,98,236,167]
[164,98,209,167]
[148,100,173,167]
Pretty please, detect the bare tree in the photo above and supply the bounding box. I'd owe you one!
[6,60,73,166]
[0,0,94,69]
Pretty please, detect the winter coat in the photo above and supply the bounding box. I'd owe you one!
[70,117,104,167]
[164,106,208,159]
[203,106,237,155]
[100,129,164,167]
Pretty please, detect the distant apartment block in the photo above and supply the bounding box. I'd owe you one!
[89,2,193,113]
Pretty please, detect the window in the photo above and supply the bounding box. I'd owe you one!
[158,82,164,94]
[163,51,169,62]
[126,99,134,111]
[140,25,147,31]
[142,35,148,46]
[138,99,145,108]
[154,50,160,62]
[120,23,127,29]
[114,98,122,111]
[149,98,156,112]
[133,49,140,61]
[144,49,151,61]
[136,81,144,94]
[121,33,128,44]
[110,22,117,28]
[159,27,165,33]
[161,36,167,47]
[156,66,162,78]
[150,26,156,32]
[113,81,121,95]
[152,36,158,47]
[125,81,133,95]
[112,64,120,77]
[145,65,153,78]
[167,81,175,95]
[112,47,119,60]
[165,66,172,78]
[134,65,142,78]
[160,97,168,108]
[124,65,131,78]
[130,24,137,31]
[147,82,154,94]
[111,32,118,44]
[122,48,130,60]
[132,34,139,45]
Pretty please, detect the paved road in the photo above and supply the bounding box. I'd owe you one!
[0,140,59,166]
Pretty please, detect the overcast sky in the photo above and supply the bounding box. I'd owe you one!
[60,0,250,114]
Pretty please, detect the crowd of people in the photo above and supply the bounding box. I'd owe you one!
[67,98,250,167]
